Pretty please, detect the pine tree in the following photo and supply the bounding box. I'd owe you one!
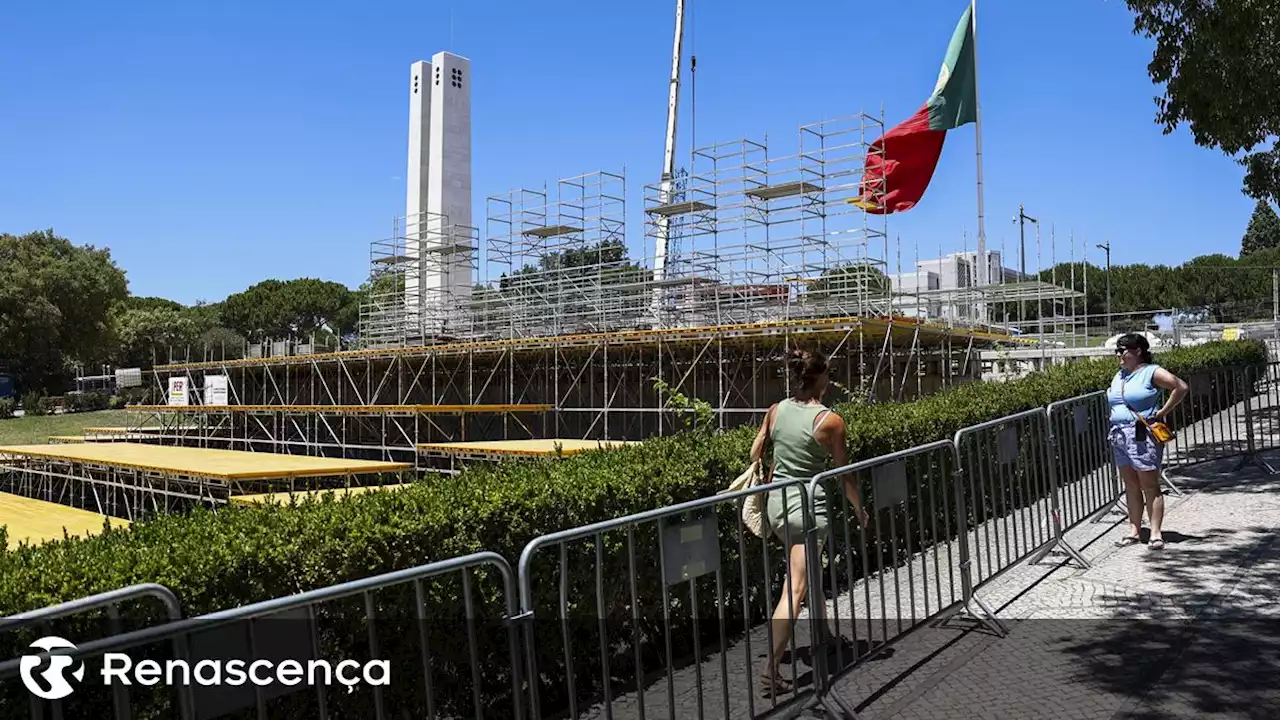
[1241,199,1280,257]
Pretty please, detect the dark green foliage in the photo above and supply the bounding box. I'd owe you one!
[0,398,13,419]
[63,391,111,414]
[1126,1,1280,203]
[652,376,715,433]
[220,278,359,341]
[1011,250,1280,325]
[0,341,1264,717]
[0,230,129,392]
[19,391,53,417]
[1241,199,1280,257]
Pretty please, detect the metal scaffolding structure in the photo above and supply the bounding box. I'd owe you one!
[484,170,640,337]
[647,114,892,329]
[359,210,481,347]
[133,110,1061,459]
[144,315,1018,451]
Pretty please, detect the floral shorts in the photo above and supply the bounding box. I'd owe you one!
[1110,423,1163,472]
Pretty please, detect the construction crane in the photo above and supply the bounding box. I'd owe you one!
[650,0,686,325]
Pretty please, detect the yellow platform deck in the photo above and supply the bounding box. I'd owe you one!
[49,433,165,444]
[0,492,129,549]
[84,426,201,434]
[231,483,412,505]
[0,443,412,480]
[417,438,641,458]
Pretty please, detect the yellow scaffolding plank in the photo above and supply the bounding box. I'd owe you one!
[417,438,641,457]
[0,443,413,481]
[126,404,551,414]
[231,484,412,505]
[83,426,198,434]
[0,492,130,549]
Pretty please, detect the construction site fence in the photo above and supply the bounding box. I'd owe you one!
[2,362,1275,719]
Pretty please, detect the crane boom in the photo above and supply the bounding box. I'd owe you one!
[650,0,685,325]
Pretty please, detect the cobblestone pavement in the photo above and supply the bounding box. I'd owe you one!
[565,386,1280,720]
[836,450,1280,720]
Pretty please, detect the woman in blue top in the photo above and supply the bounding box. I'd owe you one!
[1108,333,1188,550]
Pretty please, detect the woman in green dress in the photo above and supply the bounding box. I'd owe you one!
[749,347,868,696]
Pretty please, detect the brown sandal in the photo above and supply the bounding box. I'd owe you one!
[759,672,794,697]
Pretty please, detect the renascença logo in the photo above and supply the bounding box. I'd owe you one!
[20,636,85,700]
[18,635,390,699]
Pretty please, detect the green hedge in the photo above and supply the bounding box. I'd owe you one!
[19,391,54,417]
[63,391,113,413]
[0,340,1266,717]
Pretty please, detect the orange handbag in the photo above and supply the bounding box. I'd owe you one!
[1128,402,1175,445]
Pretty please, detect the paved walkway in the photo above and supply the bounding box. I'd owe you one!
[569,450,1280,720]
[565,382,1280,720]
[829,449,1280,720]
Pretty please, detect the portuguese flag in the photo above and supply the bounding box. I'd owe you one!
[854,4,977,214]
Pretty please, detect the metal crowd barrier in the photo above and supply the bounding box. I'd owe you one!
[0,584,186,720]
[1045,392,1123,528]
[808,441,973,672]
[516,477,851,720]
[5,553,522,720]
[1235,361,1280,474]
[6,363,1279,719]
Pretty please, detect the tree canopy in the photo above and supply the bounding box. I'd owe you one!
[219,278,359,342]
[1241,200,1280,257]
[1126,0,1280,203]
[0,230,128,391]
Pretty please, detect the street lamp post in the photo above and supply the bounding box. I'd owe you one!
[1015,204,1037,330]
[1096,241,1112,336]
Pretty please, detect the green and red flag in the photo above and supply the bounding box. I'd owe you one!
[854,4,977,214]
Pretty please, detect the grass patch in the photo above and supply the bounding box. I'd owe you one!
[0,410,132,445]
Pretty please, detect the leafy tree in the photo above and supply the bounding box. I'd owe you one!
[200,326,246,360]
[123,296,184,312]
[1126,1,1280,203]
[0,230,127,392]
[1241,199,1280,257]
[110,306,202,368]
[220,278,356,340]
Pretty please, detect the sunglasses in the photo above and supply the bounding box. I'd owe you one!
[1115,347,1138,355]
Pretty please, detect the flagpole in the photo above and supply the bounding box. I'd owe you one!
[970,0,988,323]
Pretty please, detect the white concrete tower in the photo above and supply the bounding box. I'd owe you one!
[424,51,473,329]
[404,60,431,321]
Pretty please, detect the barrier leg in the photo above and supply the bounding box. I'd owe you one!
[1033,431,1090,569]
[1159,470,1185,496]
[951,468,1007,637]
[1090,495,1127,523]
[1231,407,1276,475]
[803,498,861,719]
[1029,508,1090,570]
[1232,448,1277,475]
[1233,366,1277,475]
[956,558,1007,637]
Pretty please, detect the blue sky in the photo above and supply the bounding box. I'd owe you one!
[0,0,1254,305]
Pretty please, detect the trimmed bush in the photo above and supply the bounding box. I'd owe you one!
[0,340,1265,717]
[64,391,111,413]
[19,391,53,416]
[0,398,13,420]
